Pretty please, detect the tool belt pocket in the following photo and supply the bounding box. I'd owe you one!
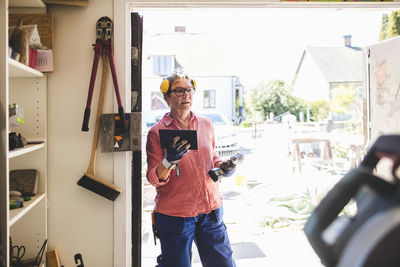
[152,211,160,245]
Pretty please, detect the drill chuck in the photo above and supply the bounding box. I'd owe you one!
[230,152,244,165]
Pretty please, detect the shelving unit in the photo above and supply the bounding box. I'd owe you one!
[1,1,47,265]
[9,193,46,226]
[9,0,45,8]
[9,58,44,78]
[9,143,45,159]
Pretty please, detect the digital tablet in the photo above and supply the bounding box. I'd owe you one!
[159,129,198,150]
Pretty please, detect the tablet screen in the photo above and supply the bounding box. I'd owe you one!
[159,129,198,150]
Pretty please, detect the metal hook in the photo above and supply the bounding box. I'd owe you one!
[74,253,85,267]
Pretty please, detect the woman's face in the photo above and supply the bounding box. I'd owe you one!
[165,78,194,112]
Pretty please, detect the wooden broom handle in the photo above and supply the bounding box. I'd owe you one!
[87,53,108,175]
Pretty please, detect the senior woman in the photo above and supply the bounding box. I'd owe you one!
[146,69,237,267]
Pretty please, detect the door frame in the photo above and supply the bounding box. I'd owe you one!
[112,1,400,266]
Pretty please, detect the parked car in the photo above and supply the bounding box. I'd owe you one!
[199,112,239,156]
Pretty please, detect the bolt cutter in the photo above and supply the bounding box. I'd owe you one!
[82,16,126,131]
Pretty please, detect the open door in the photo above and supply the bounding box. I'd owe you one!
[366,36,400,143]
[131,12,143,267]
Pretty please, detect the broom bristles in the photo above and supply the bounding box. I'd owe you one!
[78,173,121,201]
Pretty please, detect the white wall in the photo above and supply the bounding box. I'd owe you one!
[47,1,115,266]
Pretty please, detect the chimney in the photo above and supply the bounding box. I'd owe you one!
[174,26,186,33]
[343,35,352,48]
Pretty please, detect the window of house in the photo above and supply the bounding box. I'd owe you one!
[153,56,173,75]
[203,90,216,108]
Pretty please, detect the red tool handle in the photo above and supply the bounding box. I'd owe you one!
[82,40,103,131]
[105,41,127,129]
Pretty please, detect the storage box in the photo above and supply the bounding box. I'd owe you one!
[9,169,39,196]
[34,49,53,72]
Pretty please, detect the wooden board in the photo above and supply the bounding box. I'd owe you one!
[9,14,53,49]
[100,112,141,152]
[46,249,61,267]
[367,37,400,141]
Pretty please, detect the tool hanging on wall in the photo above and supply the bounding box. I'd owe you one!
[74,253,85,267]
[78,16,125,200]
[82,16,141,153]
[99,112,141,152]
[78,51,121,201]
[81,16,126,132]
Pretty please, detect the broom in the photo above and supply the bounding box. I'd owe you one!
[78,53,121,201]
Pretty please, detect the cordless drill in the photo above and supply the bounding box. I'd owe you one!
[208,152,244,182]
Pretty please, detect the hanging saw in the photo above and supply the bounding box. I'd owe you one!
[82,16,127,132]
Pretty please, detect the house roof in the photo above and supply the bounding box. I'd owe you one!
[144,31,235,76]
[306,46,363,83]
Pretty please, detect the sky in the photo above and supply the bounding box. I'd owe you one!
[141,8,395,89]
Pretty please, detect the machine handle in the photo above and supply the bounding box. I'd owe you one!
[361,134,400,170]
[304,168,395,266]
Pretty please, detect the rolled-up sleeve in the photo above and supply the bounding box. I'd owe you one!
[146,129,170,187]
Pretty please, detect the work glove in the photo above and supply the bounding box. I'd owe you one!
[220,160,236,177]
[162,136,190,170]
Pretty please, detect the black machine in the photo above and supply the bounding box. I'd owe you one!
[304,134,400,267]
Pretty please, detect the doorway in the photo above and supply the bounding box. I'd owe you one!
[132,6,395,267]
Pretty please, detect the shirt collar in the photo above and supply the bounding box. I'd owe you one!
[162,111,197,127]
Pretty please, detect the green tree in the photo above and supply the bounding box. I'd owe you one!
[245,80,305,121]
[387,11,400,38]
[379,11,400,40]
[330,84,359,115]
[379,13,389,41]
[309,100,329,122]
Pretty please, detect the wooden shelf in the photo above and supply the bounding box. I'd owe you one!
[8,58,44,78]
[9,143,45,159]
[9,0,44,8]
[9,193,46,226]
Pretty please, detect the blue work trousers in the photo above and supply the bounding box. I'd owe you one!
[155,207,236,267]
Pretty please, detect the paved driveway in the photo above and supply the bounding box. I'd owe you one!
[142,123,340,266]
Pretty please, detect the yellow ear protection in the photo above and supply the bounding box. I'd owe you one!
[160,79,170,94]
[160,78,196,94]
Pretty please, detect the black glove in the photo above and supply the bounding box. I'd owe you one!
[162,136,190,169]
[220,160,236,177]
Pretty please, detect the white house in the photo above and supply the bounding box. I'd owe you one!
[292,35,363,121]
[142,26,244,125]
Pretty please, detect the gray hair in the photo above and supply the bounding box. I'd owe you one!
[163,69,195,94]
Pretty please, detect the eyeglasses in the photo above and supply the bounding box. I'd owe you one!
[170,87,195,96]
